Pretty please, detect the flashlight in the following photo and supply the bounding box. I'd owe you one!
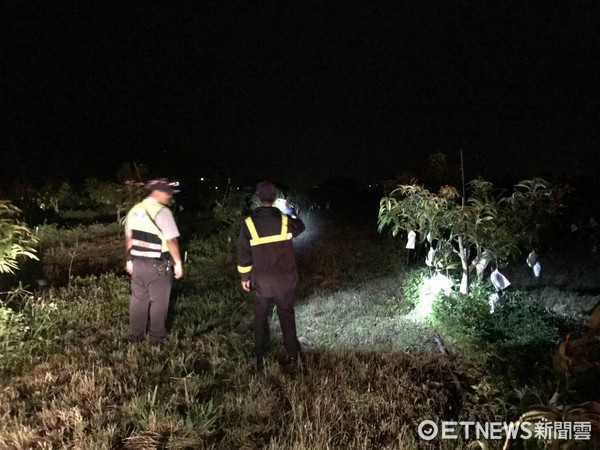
[274,198,296,216]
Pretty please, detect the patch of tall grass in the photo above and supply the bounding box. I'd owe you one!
[35,222,122,249]
[20,223,126,285]
[2,215,592,448]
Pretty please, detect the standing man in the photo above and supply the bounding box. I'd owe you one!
[237,181,306,369]
[124,179,183,344]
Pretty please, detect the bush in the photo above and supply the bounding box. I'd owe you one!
[0,302,28,369]
[57,209,102,222]
[30,223,124,285]
[36,223,122,250]
[1,274,129,373]
[0,200,38,274]
[431,279,560,352]
[400,267,430,307]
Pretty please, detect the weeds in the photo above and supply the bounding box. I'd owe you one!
[429,278,560,355]
[0,213,597,449]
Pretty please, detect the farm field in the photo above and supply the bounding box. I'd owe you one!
[1,205,599,449]
[4,3,600,448]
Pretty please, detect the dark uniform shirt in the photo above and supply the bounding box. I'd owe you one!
[237,206,305,298]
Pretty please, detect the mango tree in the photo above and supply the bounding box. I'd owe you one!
[86,179,145,222]
[35,182,80,214]
[378,178,564,294]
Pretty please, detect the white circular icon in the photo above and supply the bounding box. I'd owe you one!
[418,420,438,441]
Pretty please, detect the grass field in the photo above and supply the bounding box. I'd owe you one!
[1,211,598,449]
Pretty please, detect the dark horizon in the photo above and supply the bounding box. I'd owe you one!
[3,3,599,191]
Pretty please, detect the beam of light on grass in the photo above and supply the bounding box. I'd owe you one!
[292,211,322,250]
[409,273,454,321]
[287,276,444,354]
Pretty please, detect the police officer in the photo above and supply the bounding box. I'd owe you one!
[124,179,183,344]
[237,181,305,369]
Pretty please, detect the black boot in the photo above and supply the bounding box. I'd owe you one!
[282,354,300,374]
[255,354,265,372]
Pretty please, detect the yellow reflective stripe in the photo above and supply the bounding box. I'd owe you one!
[250,233,293,246]
[245,217,260,240]
[246,215,292,246]
[237,265,252,274]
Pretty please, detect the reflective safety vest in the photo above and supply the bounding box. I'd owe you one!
[126,198,169,259]
[244,215,293,247]
[236,214,293,275]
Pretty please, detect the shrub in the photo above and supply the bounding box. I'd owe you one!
[0,302,27,369]
[57,209,102,221]
[400,267,430,307]
[36,223,122,250]
[85,178,145,222]
[0,200,38,274]
[33,223,124,285]
[431,280,560,353]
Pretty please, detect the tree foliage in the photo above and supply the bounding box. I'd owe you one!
[378,177,565,293]
[35,182,81,213]
[212,182,254,228]
[85,179,145,222]
[0,200,38,274]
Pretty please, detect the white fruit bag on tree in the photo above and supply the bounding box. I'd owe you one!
[526,250,538,268]
[533,261,541,277]
[490,268,511,292]
[406,230,416,249]
[476,250,492,277]
[489,293,501,314]
[425,247,436,267]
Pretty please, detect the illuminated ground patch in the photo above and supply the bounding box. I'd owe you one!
[271,276,438,354]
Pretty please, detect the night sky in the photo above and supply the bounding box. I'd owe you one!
[3,2,599,190]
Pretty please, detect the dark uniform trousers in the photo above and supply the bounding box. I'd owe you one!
[129,258,172,343]
[254,289,301,358]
